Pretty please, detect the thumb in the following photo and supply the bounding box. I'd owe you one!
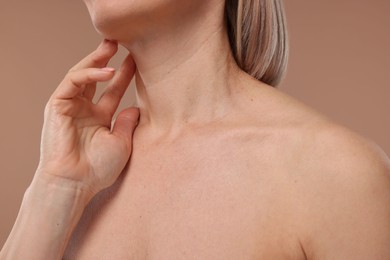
[111,107,140,151]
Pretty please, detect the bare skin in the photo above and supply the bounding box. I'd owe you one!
[63,72,390,259]
[62,74,314,259]
[1,0,390,259]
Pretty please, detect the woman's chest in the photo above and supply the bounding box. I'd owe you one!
[64,139,304,259]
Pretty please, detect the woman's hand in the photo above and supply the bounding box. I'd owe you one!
[35,39,139,198]
[0,40,139,259]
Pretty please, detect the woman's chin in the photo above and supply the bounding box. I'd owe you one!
[91,15,121,40]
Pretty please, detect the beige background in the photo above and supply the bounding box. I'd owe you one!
[1,0,389,247]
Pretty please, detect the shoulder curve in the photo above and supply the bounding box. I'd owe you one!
[296,122,390,259]
[236,77,390,174]
[306,122,390,175]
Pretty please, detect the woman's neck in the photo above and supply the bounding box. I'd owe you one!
[119,8,244,137]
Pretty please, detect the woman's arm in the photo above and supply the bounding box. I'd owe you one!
[0,174,90,260]
[0,39,139,259]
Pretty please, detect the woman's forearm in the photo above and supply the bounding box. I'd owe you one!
[0,173,91,260]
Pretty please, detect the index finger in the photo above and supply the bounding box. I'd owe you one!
[68,39,118,71]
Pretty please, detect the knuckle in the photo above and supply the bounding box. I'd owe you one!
[44,98,59,113]
[46,98,72,116]
[67,63,81,73]
[85,72,95,82]
[44,99,58,118]
[67,66,76,73]
[65,69,76,80]
[65,76,75,87]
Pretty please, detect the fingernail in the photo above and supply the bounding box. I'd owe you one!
[101,67,115,72]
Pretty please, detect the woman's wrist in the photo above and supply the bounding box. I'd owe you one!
[28,170,96,206]
[26,171,93,213]
[0,172,93,260]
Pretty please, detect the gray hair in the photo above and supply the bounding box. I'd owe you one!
[225,0,289,87]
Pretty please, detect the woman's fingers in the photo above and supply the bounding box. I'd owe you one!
[50,39,119,101]
[69,39,118,72]
[97,53,136,117]
[53,68,116,100]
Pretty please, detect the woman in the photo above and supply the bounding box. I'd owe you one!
[1,0,390,259]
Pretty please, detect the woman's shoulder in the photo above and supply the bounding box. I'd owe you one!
[278,104,390,259]
[239,78,389,169]
[238,77,390,198]
[243,81,390,258]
